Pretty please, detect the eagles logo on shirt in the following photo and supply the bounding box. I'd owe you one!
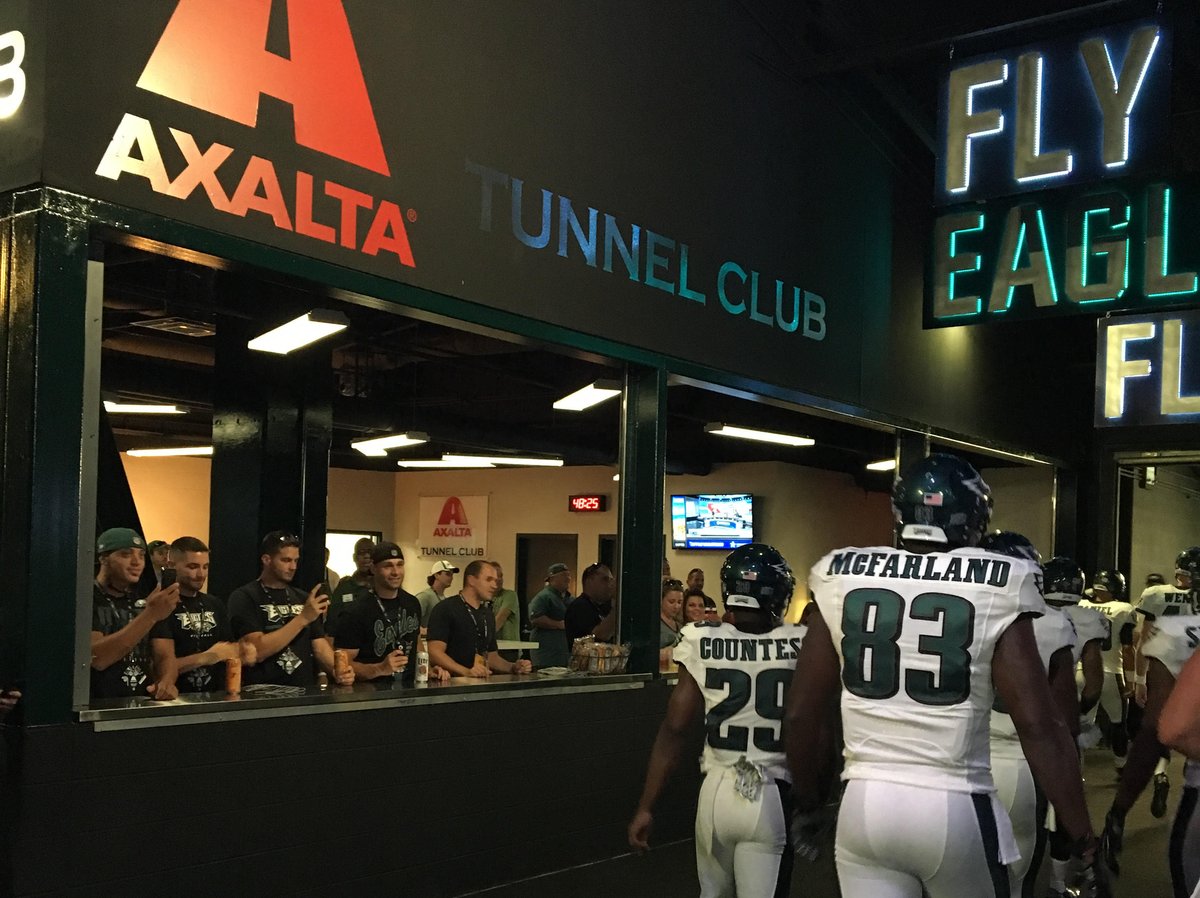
[185,667,213,690]
[275,647,303,674]
[121,663,146,690]
[261,603,304,623]
[176,610,217,634]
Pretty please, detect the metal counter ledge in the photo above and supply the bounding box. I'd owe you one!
[80,672,654,731]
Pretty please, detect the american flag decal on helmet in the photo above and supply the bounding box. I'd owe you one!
[923,492,944,506]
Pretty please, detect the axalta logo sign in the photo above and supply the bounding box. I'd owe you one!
[94,0,415,268]
[434,497,471,538]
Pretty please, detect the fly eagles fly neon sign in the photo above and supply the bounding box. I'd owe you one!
[925,22,1192,327]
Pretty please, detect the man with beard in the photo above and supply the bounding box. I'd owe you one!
[150,537,242,694]
[328,537,376,630]
[91,528,180,700]
[228,531,348,688]
[335,542,447,683]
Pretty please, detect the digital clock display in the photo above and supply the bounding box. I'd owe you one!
[568,494,608,512]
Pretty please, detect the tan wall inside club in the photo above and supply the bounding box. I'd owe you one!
[121,455,1055,610]
[1131,466,1200,592]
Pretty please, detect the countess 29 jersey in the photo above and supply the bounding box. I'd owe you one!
[672,620,807,782]
[810,545,1046,792]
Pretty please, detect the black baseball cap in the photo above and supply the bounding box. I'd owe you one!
[371,542,404,564]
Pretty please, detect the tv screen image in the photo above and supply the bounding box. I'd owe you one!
[671,494,754,550]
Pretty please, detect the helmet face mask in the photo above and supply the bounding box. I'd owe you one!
[1175,547,1200,586]
[893,454,993,549]
[720,543,795,621]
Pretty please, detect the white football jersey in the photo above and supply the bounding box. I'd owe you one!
[1135,584,1195,621]
[672,619,806,781]
[1061,604,1110,664]
[1078,599,1136,674]
[811,545,1045,792]
[990,607,1076,761]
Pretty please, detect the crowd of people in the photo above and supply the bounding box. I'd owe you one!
[89,531,634,701]
[630,453,1200,898]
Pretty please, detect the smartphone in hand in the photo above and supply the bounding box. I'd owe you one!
[160,567,178,589]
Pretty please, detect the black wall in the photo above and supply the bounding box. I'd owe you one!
[4,685,699,897]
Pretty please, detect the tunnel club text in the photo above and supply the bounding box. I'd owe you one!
[467,161,828,341]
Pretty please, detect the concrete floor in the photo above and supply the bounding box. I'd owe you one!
[471,749,1181,897]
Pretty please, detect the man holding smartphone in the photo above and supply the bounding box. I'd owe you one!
[228,531,348,689]
[90,528,181,700]
[150,537,241,694]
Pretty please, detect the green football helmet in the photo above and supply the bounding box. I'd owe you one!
[892,453,992,549]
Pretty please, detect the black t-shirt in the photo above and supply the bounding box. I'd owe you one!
[150,591,232,693]
[426,594,497,670]
[327,575,369,632]
[334,589,422,683]
[564,593,613,650]
[227,580,327,688]
[91,582,153,700]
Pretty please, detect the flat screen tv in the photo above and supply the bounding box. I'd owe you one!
[670,494,755,550]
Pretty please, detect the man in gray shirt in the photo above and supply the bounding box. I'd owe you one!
[415,560,458,626]
[528,563,572,668]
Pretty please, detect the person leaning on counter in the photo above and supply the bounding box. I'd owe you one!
[426,560,533,678]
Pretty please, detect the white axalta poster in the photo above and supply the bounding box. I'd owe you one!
[417,495,489,562]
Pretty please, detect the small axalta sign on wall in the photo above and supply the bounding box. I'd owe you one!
[418,496,488,559]
[93,0,415,268]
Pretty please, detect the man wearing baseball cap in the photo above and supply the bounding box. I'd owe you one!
[334,543,447,683]
[415,559,459,627]
[146,539,170,586]
[529,563,573,669]
[90,527,181,700]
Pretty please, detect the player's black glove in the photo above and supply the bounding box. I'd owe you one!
[1098,808,1125,876]
[790,800,838,862]
[1073,833,1114,898]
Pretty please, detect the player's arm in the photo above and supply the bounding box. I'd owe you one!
[995,615,1096,846]
[1078,641,1105,717]
[628,664,703,851]
[1119,623,1136,694]
[1047,645,1081,738]
[1159,649,1200,756]
[785,607,842,811]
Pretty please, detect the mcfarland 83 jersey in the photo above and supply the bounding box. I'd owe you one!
[672,620,807,782]
[811,546,1045,792]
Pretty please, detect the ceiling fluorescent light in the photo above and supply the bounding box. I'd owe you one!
[704,423,814,447]
[442,454,563,467]
[126,446,213,457]
[553,379,622,411]
[397,459,496,469]
[247,310,349,354]
[351,431,429,457]
[866,458,897,472]
[104,402,187,415]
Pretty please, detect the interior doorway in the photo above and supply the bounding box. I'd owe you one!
[516,534,579,636]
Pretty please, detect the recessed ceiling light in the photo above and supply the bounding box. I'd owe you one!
[704,423,814,447]
[104,402,187,415]
[351,432,429,457]
[125,446,213,457]
[247,310,349,354]
[553,379,622,411]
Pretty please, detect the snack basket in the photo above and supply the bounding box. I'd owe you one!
[568,636,631,675]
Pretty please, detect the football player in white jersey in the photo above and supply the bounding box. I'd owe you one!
[629,543,806,897]
[1079,572,1137,776]
[1101,612,1200,897]
[979,532,1078,898]
[785,453,1107,898]
[1037,556,1110,898]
